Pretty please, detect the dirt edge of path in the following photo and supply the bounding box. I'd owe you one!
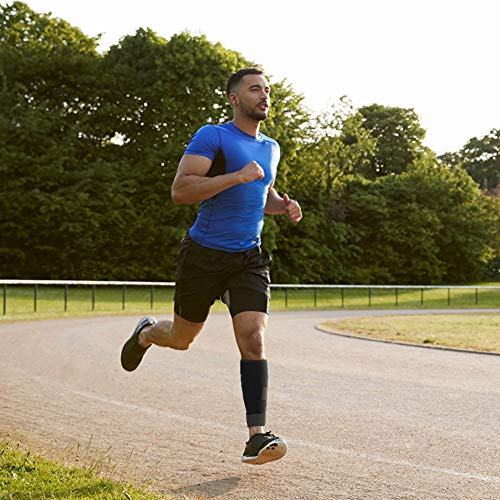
[315,323,500,357]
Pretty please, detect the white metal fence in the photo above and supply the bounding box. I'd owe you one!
[1,280,499,314]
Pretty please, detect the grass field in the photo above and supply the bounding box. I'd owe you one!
[0,283,499,321]
[319,313,500,353]
[0,441,162,499]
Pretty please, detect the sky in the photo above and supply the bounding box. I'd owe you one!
[25,0,500,155]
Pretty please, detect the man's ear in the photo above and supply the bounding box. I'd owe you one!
[229,92,238,106]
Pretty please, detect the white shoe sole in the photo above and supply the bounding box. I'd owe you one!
[241,438,287,465]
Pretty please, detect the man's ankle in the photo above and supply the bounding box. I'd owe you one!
[248,426,265,439]
[138,326,152,348]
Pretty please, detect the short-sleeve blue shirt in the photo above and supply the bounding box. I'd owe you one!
[184,122,280,252]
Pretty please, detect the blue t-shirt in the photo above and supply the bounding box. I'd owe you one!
[184,122,280,252]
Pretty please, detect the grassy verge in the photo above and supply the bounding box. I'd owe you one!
[0,284,499,321]
[272,285,500,310]
[319,313,500,353]
[0,441,163,499]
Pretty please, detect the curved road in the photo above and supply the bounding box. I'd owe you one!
[1,309,500,499]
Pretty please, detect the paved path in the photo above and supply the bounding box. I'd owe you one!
[1,310,500,499]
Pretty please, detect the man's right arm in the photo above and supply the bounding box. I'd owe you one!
[171,154,264,205]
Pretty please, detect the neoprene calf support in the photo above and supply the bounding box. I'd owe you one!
[240,359,268,427]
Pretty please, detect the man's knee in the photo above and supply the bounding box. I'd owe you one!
[233,311,267,359]
[241,327,265,359]
[170,335,194,350]
[169,322,202,350]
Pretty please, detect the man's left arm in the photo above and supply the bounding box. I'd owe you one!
[264,187,302,224]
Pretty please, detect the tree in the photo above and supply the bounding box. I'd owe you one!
[337,164,498,284]
[0,2,313,280]
[0,1,136,278]
[440,129,500,191]
[357,104,431,178]
[3,2,497,285]
[268,100,375,283]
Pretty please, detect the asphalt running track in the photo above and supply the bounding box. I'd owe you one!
[1,309,500,499]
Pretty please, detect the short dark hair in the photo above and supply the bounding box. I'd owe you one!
[226,68,264,97]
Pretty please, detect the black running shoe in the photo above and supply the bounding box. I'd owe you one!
[120,316,156,372]
[241,431,287,465]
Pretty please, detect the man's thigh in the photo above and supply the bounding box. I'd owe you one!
[222,286,269,318]
[223,246,271,318]
[171,312,205,341]
[173,234,226,322]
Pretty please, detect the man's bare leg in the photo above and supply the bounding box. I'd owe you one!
[233,311,267,439]
[138,313,205,351]
[120,313,204,372]
[234,311,287,464]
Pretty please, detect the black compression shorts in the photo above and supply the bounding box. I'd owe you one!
[173,234,271,323]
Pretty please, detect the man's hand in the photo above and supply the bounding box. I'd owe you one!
[238,161,265,184]
[283,194,302,224]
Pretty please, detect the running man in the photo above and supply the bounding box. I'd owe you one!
[121,67,302,465]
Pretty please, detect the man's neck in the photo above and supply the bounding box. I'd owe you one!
[231,116,260,137]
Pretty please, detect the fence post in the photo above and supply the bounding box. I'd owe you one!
[341,288,345,308]
[150,285,154,310]
[3,284,6,315]
[368,288,371,307]
[447,288,451,306]
[64,284,68,312]
[34,284,38,313]
[475,288,478,305]
[284,288,288,308]
[395,288,398,307]
[313,288,317,308]
[92,285,96,311]
[122,285,126,310]
[420,289,424,306]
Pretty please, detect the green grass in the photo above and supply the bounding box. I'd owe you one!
[0,441,163,499]
[319,313,500,353]
[0,285,176,321]
[0,283,498,321]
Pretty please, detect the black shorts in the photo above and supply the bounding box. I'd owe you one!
[174,234,271,323]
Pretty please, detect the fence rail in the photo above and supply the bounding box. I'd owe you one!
[1,280,499,316]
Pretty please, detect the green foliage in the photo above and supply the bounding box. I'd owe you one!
[0,3,253,279]
[0,1,129,279]
[358,104,430,178]
[1,1,498,285]
[440,128,500,191]
[336,165,498,283]
[0,441,159,499]
[269,100,372,283]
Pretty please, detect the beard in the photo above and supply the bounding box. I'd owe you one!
[250,109,268,121]
[241,101,268,122]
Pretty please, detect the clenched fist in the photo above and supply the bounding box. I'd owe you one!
[283,193,302,224]
[238,161,265,184]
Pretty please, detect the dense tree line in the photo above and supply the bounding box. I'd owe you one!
[1,2,499,283]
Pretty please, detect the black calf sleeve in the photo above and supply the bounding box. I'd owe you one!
[240,359,268,427]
